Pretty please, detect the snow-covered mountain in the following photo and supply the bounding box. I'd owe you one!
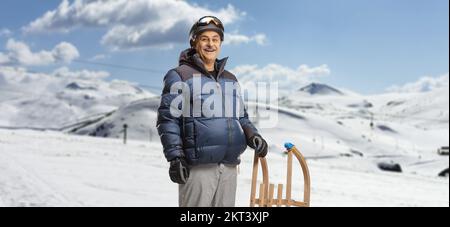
[66,98,160,142]
[58,88,449,178]
[298,83,344,96]
[282,84,449,130]
[0,66,155,128]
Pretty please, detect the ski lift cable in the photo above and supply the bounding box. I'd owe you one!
[72,59,166,74]
[0,49,167,74]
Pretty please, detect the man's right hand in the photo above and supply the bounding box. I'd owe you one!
[169,158,190,184]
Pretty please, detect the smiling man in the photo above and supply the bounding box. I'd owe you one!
[157,16,268,207]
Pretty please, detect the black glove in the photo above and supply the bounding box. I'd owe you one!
[249,135,268,158]
[169,158,190,184]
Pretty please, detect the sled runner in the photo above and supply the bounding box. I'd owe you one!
[250,143,311,207]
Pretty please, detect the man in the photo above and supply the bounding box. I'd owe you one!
[157,16,268,207]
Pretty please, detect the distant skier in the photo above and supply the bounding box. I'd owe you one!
[157,16,268,207]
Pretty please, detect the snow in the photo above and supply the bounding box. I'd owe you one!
[298,83,344,96]
[64,88,449,178]
[0,66,155,129]
[0,65,448,206]
[0,129,448,207]
[0,129,175,207]
[67,98,160,142]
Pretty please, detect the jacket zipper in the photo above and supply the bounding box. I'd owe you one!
[227,118,232,150]
[207,72,231,152]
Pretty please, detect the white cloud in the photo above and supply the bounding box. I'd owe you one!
[89,54,108,61]
[0,65,110,97]
[23,0,265,50]
[0,53,9,64]
[0,68,7,86]
[52,42,80,63]
[0,39,79,66]
[52,66,110,80]
[223,33,267,46]
[0,66,110,92]
[230,63,331,93]
[387,73,449,93]
[0,28,12,37]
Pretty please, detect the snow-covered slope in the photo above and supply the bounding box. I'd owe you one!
[67,98,160,142]
[273,85,449,177]
[373,87,449,129]
[0,129,447,207]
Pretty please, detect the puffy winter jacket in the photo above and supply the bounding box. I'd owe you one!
[157,48,259,166]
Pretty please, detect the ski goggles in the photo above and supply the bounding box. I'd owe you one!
[196,16,224,31]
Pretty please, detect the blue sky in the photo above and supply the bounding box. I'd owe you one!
[0,0,448,94]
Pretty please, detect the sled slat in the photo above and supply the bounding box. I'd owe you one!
[259,183,266,206]
[268,184,275,206]
[277,184,283,207]
[250,154,259,207]
[286,150,293,207]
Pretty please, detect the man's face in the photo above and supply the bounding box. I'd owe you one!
[195,30,221,64]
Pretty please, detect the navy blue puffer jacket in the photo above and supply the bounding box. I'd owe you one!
[157,48,259,166]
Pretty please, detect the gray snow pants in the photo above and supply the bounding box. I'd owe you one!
[178,163,237,207]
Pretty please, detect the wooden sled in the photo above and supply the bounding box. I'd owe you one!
[250,143,311,207]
